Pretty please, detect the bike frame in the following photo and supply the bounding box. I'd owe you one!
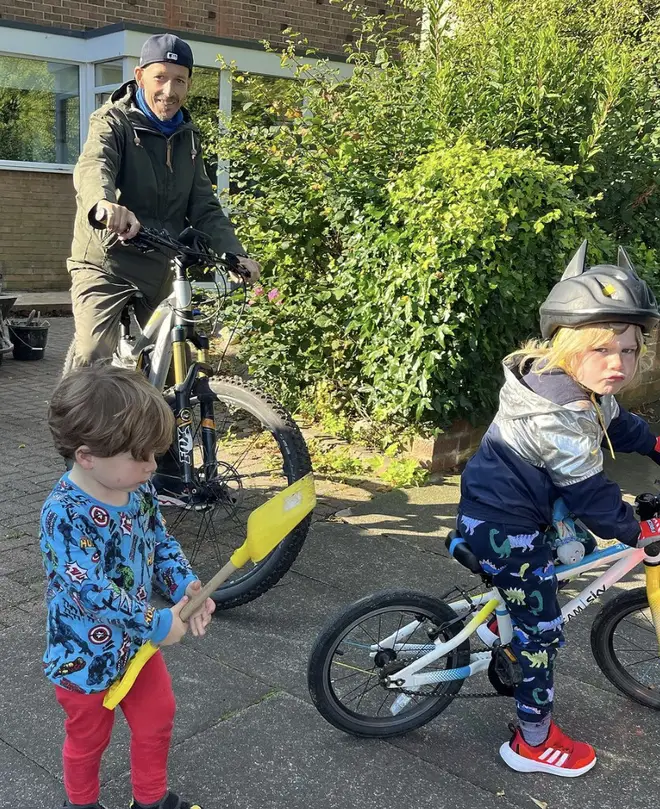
[114,256,218,494]
[373,542,657,691]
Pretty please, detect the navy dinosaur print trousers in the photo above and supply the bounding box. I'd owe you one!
[458,514,564,724]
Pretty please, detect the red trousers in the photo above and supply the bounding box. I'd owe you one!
[55,650,175,806]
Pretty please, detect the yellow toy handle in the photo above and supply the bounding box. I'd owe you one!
[103,557,240,710]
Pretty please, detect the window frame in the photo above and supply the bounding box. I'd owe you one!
[0,52,84,173]
[0,23,350,179]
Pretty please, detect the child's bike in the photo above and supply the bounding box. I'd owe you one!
[307,492,660,738]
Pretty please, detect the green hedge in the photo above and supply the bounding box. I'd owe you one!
[207,0,660,433]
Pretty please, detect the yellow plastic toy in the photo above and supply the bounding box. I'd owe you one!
[103,472,316,709]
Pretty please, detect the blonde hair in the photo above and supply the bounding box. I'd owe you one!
[507,322,648,386]
[49,364,175,460]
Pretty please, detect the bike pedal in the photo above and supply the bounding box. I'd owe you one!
[492,644,523,688]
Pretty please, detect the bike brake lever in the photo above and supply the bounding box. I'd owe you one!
[219,252,247,277]
[120,234,156,254]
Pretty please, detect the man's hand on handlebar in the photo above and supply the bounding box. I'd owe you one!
[230,256,261,285]
[94,202,141,241]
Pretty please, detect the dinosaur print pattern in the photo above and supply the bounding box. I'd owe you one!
[522,650,549,668]
[479,559,506,576]
[503,587,527,605]
[511,563,530,581]
[489,529,539,559]
[40,475,196,694]
[457,512,563,724]
[532,562,556,582]
[460,515,484,536]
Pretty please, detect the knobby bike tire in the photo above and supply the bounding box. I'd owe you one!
[167,375,313,610]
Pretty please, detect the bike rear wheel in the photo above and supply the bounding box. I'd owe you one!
[307,590,470,738]
[159,376,313,610]
[591,587,660,710]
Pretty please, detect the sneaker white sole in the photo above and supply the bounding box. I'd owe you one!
[499,742,597,777]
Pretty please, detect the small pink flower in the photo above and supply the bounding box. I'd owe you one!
[253,286,264,297]
[268,288,281,302]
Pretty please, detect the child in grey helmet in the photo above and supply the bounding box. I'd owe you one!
[458,241,660,776]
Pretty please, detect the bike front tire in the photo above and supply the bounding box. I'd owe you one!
[591,587,660,710]
[160,375,313,610]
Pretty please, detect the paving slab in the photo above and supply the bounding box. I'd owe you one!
[102,693,525,809]
[3,317,660,809]
[0,739,61,809]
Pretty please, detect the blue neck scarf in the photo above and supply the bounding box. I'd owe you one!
[136,87,184,136]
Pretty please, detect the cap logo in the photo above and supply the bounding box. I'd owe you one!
[166,52,179,60]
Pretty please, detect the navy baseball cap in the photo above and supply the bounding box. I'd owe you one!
[139,34,194,73]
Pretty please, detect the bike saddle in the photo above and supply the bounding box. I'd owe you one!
[445,529,483,575]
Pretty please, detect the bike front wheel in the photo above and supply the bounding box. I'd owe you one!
[591,587,660,710]
[158,376,312,610]
[307,590,471,738]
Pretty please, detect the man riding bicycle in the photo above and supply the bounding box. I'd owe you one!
[67,32,261,368]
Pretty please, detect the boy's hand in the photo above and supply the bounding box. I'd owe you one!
[160,595,190,646]
[185,580,216,637]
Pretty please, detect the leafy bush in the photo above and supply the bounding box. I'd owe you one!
[206,0,660,433]
[229,140,609,425]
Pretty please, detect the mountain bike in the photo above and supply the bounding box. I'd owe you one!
[307,491,660,737]
[64,226,313,609]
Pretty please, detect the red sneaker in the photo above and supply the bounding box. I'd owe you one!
[500,722,597,777]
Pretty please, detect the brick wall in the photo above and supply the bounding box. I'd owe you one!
[0,0,415,55]
[0,171,74,291]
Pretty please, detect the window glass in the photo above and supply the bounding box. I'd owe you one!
[0,56,80,163]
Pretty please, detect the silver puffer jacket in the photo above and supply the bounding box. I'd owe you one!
[494,364,617,487]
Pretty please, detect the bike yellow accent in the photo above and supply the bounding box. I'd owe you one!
[644,562,660,651]
[172,341,187,385]
[201,418,215,429]
[103,473,316,709]
[462,598,500,636]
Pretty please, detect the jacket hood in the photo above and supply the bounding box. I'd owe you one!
[497,359,594,422]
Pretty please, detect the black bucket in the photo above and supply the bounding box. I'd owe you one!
[9,321,49,361]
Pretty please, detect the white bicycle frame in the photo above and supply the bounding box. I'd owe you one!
[373,542,650,692]
[114,274,193,392]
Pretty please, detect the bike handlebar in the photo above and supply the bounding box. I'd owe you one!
[125,225,249,279]
[93,208,249,279]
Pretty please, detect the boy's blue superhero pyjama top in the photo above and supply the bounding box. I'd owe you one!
[40,474,196,694]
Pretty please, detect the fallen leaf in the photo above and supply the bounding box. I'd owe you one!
[18,444,25,449]
[496,790,505,797]
[531,799,548,809]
